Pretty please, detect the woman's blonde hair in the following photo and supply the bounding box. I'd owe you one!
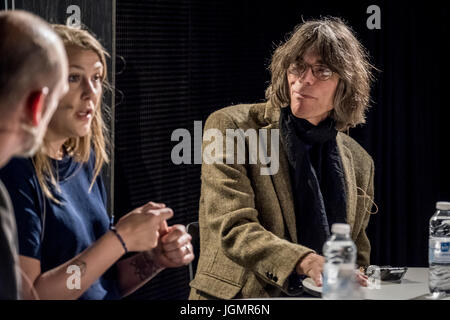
[34,24,110,203]
[265,17,376,131]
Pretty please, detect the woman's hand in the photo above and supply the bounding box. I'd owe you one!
[114,201,173,252]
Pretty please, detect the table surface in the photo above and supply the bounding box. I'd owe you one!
[283,268,450,300]
[362,267,449,300]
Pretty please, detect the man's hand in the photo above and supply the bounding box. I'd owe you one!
[356,270,368,287]
[296,253,369,288]
[151,224,194,268]
[295,253,325,286]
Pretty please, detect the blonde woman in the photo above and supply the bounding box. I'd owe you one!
[0,25,193,300]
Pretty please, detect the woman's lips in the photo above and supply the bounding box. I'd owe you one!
[75,109,93,121]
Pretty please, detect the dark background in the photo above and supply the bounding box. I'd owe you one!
[11,0,450,299]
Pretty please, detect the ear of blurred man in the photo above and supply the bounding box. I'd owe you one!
[26,87,49,127]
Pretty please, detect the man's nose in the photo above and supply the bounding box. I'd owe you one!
[298,66,316,85]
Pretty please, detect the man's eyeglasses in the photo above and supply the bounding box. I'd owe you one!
[288,61,334,81]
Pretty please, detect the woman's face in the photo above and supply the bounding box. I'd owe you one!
[47,46,103,140]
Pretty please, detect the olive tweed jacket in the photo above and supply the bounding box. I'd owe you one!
[189,101,375,299]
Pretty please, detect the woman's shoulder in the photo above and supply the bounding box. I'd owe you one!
[81,149,100,176]
[67,149,96,173]
[78,149,104,184]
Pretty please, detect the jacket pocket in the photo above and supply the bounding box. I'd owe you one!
[190,272,243,299]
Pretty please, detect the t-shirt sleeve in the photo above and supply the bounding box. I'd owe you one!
[0,158,43,260]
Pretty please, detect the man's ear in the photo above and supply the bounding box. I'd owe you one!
[26,87,49,127]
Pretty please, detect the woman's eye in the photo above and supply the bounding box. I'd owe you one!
[93,74,102,82]
[68,74,80,82]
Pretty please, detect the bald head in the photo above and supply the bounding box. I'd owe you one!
[0,10,68,162]
[0,10,68,109]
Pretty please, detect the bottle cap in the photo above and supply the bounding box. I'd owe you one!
[436,201,450,211]
[331,223,350,234]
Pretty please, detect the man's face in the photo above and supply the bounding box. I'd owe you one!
[287,48,339,125]
[47,47,103,140]
[18,45,69,157]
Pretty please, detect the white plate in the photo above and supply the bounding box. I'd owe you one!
[302,277,322,297]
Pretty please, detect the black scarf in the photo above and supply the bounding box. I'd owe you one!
[279,106,347,254]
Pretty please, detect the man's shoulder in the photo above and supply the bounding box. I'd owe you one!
[0,157,38,197]
[0,179,12,209]
[0,179,20,300]
[0,157,35,181]
[215,102,266,116]
[337,132,374,168]
[205,102,267,129]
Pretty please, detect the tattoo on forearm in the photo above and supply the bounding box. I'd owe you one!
[73,259,87,277]
[130,252,162,281]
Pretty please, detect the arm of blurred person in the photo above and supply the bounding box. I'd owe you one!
[116,214,194,297]
[19,203,173,300]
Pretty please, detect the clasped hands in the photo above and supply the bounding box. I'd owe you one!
[114,201,194,269]
[296,253,368,287]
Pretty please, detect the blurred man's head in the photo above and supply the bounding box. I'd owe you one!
[0,10,68,166]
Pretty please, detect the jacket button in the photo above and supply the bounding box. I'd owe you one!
[266,272,270,278]
[269,273,273,279]
[273,276,278,282]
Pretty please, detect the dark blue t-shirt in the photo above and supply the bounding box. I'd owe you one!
[0,153,121,300]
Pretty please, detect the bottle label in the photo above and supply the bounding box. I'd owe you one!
[429,239,450,263]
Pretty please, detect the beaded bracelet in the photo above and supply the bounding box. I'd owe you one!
[110,225,128,254]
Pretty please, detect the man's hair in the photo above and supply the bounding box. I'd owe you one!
[265,17,376,131]
[33,24,110,203]
[0,10,63,110]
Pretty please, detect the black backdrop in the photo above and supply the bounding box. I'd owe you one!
[112,0,450,300]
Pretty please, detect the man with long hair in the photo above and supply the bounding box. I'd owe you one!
[190,17,376,299]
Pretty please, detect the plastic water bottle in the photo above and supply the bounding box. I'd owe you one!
[322,223,362,299]
[429,201,450,296]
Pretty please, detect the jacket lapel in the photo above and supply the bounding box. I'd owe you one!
[262,102,298,243]
[270,131,298,243]
[336,133,357,233]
